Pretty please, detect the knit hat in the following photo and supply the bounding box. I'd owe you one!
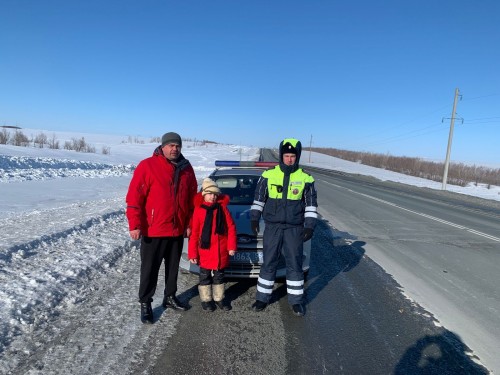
[280,141,298,155]
[161,132,182,147]
[201,178,221,196]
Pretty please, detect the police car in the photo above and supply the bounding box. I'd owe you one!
[179,160,312,278]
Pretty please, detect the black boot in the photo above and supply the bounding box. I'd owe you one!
[251,300,267,312]
[201,301,215,312]
[215,300,231,311]
[213,284,231,311]
[199,285,214,312]
[292,303,305,317]
[162,295,188,311]
[140,302,154,324]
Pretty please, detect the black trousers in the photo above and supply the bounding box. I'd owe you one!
[138,235,184,303]
[199,267,225,286]
[256,224,304,305]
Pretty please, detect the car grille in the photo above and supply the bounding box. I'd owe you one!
[226,263,261,278]
[226,256,286,278]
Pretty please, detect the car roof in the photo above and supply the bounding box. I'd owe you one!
[210,167,265,177]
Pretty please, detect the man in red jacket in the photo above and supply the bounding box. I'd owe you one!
[126,132,198,324]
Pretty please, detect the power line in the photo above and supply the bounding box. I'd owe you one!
[353,122,446,149]
[461,93,500,101]
[344,94,498,146]
[466,116,500,121]
[348,104,451,142]
[463,117,500,125]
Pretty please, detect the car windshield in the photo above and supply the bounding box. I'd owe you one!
[213,175,259,205]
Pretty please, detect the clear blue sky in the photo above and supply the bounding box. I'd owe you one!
[1,1,499,165]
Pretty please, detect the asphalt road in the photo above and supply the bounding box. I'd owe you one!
[148,168,497,374]
[312,167,500,374]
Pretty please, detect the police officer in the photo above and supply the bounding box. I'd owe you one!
[250,138,318,317]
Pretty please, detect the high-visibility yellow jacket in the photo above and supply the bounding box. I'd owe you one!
[251,165,318,228]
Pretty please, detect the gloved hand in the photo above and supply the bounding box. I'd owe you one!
[251,221,260,236]
[302,227,313,242]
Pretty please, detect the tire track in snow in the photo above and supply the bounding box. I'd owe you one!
[0,209,130,364]
[0,199,188,374]
[0,210,125,263]
[0,198,191,374]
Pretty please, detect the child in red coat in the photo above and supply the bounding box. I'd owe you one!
[188,178,237,311]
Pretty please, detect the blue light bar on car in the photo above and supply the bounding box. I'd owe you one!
[215,160,278,168]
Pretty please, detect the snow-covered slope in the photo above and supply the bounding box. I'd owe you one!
[0,128,498,373]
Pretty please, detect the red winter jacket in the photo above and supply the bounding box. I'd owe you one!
[188,193,237,270]
[126,146,198,237]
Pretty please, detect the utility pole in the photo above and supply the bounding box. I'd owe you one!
[442,88,461,190]
[308,134,312,163]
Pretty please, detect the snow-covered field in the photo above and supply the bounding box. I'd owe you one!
[0,128,498,374]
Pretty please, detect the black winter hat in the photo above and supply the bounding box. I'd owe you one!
[161,132,182,147]
[280,141,298,155]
